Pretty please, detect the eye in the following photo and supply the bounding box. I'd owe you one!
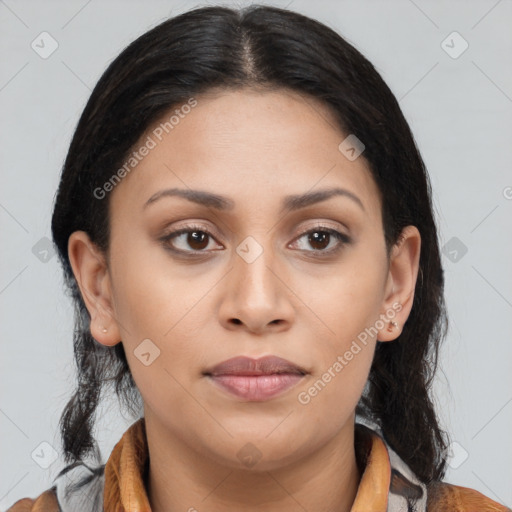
[160,224,222,254]
[289,226,351,255]
[159,223,351,257]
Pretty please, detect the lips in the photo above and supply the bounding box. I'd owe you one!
[203,355,308,377]
[203,355,308,401]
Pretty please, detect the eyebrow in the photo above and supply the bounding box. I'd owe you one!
[143,186,365,213]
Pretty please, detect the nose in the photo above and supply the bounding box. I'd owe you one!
[218,241,295,334]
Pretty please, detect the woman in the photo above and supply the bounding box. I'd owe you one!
[7,4,510,512]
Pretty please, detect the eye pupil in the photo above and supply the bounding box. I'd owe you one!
[309,231,329,250]
[188,231,209,250]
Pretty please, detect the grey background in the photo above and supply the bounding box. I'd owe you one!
[1,0,511,509]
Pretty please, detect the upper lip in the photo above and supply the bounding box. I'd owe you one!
[204,355,308,376]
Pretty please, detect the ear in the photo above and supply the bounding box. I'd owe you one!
[68,230,121,346]
[377,225,421,342]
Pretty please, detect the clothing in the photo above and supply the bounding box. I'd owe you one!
[6,417,510,512]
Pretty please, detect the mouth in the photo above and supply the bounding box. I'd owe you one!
[203,354,308,377]
[203,355,308,401]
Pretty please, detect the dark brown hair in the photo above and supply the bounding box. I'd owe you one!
[51,4,449,483]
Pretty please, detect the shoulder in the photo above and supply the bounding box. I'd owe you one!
[5,487,59,512]
[427,480,511,511]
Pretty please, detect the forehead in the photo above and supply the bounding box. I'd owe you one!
[110,88,381,221]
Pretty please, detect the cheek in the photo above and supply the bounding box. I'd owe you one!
[113,270,204,420]
[294,247,385,411]
[112,271,204,376]
[310,251,386,346]
[107,246,200,403]
[295,272,381,427]
[109,236,197,337]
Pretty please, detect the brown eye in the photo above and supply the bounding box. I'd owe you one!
[185,230,209,250]
[308,231,331,250]
[291,227,351,255]
[160,225,222,254]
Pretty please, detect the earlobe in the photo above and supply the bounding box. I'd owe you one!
[377,225,421,342]
[68,231,121,347]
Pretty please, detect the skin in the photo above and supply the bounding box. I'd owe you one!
[68,88,421,512]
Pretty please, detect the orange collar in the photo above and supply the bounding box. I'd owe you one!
[103,418,391,512]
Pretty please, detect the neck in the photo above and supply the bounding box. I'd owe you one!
[145,411,362,512]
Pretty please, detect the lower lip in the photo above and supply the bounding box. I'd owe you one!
[207,373,305,401]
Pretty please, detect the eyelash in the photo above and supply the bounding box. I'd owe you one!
[159,223,351,258]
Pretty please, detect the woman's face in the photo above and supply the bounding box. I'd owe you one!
[70,87,420,471]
